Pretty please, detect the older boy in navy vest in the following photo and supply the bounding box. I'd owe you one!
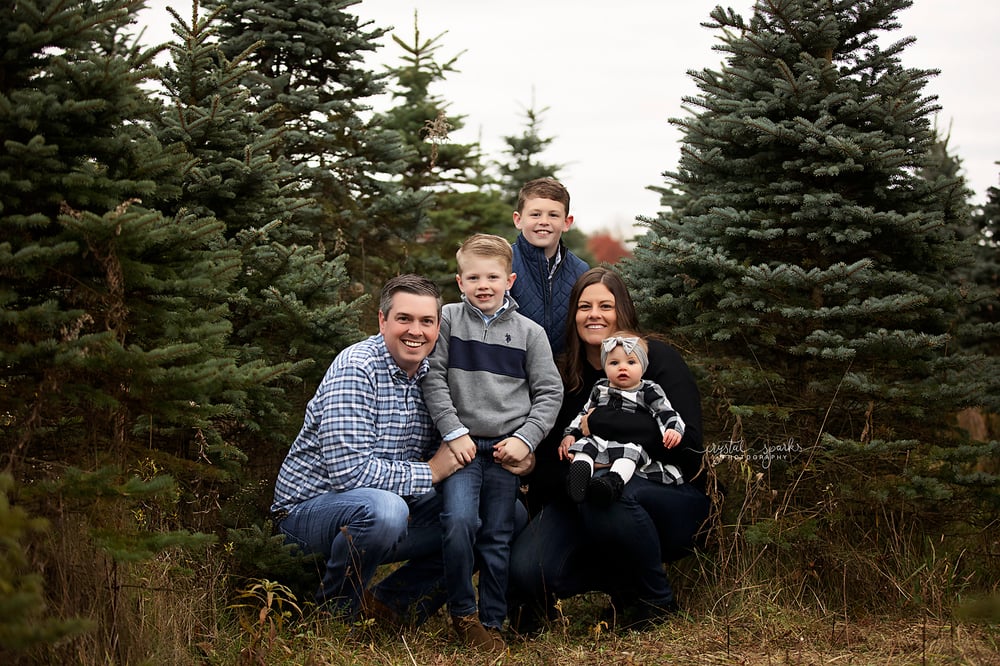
[511,178,589,354]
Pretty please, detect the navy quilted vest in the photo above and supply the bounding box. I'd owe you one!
[510,234,589,354]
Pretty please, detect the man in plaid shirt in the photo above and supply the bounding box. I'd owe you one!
[271,274,466,624]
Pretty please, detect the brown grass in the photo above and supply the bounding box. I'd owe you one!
[9,456,997,665]
[205,593,999,666]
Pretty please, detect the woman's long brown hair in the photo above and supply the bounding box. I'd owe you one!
[559,267,642,395]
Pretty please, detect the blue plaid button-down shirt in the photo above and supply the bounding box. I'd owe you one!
[271,334,439,514]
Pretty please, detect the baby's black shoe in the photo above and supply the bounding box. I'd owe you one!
[566,460,592,503]
[587,472,625,507]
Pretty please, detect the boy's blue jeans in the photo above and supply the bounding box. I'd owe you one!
[439,438,520,629]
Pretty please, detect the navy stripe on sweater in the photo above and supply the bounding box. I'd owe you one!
[448,337,527,379]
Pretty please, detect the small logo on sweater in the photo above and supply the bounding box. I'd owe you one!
[505,334,512,343]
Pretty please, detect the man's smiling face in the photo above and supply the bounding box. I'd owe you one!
[378,292,440,376]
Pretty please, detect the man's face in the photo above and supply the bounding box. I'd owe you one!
[378,292,440,377]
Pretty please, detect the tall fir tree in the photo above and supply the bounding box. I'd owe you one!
[924,137,1000,402]
[496,100,563,206]
[494,103,592,263]
[150,2,363,463]
[375,13,512,301]
[623,0,997,543]
[0,1,255,660]
[963,170,1000,359]
[378,13,478,191]
[1,0,247,471]
[202,0,425,316]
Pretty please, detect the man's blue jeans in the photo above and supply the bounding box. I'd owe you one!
[439,442,520,629]
[277,487,447,621]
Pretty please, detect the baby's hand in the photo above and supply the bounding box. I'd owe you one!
[558,435,576,461]
[447,434,477,464]
[663,429,682,449]
[494,437,530,463]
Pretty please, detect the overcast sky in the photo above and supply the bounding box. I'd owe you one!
[141,1,1000,238]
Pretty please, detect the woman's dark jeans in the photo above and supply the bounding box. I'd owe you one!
[508,472,710,630]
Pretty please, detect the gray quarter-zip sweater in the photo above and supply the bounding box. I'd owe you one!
[423,296,563,450]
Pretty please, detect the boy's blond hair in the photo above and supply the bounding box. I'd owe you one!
[456,233,513,273]
[516,177,570,215]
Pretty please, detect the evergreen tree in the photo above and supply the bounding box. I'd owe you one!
[920,123,964,184]
[924,138,999,404]
[375,13,511,301]
[378,14,477,191]
[202,0,425,314]
[0,474,91,658]
[623,0,997,537]
[493,102,592,262]
[1,1,250,659]
[496,100,564,206]
[150,2,363,457]
[1,0,244,470]
[963,170,1000,359]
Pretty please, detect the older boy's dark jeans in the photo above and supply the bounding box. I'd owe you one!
[508,473,710,630]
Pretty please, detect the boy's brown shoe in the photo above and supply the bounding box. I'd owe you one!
[487,626,506,651]
[451,614,505,651]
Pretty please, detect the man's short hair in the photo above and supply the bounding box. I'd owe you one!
[456,233,513,274]
[516,177,570,215]
[379,274,442,318]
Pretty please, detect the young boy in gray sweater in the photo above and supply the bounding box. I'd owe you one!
[423,233,562,651]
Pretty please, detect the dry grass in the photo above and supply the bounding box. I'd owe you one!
[10,455,997,665]
[205,593,999,666]
[13,521,998,666]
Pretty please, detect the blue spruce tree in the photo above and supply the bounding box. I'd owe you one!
[202,0,426,312]
[623,0,998,603]
[151,2,363,456]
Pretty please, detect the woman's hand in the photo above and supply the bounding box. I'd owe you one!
[558,435,577,460]
[578,408,595,436]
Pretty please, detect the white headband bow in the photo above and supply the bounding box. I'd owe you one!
[600,336,648,370]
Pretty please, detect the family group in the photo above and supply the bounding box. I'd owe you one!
[270,178,710,652]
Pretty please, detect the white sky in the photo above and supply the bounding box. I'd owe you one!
[140,1,1000,238]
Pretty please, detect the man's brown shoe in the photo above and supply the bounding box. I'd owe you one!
[451,614,505,651]
[361,589,402,630]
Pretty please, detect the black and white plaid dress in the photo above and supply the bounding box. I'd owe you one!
[565,379,686,485]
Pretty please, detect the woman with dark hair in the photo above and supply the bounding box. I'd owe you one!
[509,266,710,632]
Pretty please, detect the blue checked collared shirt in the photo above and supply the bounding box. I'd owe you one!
[271,334,439,514]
